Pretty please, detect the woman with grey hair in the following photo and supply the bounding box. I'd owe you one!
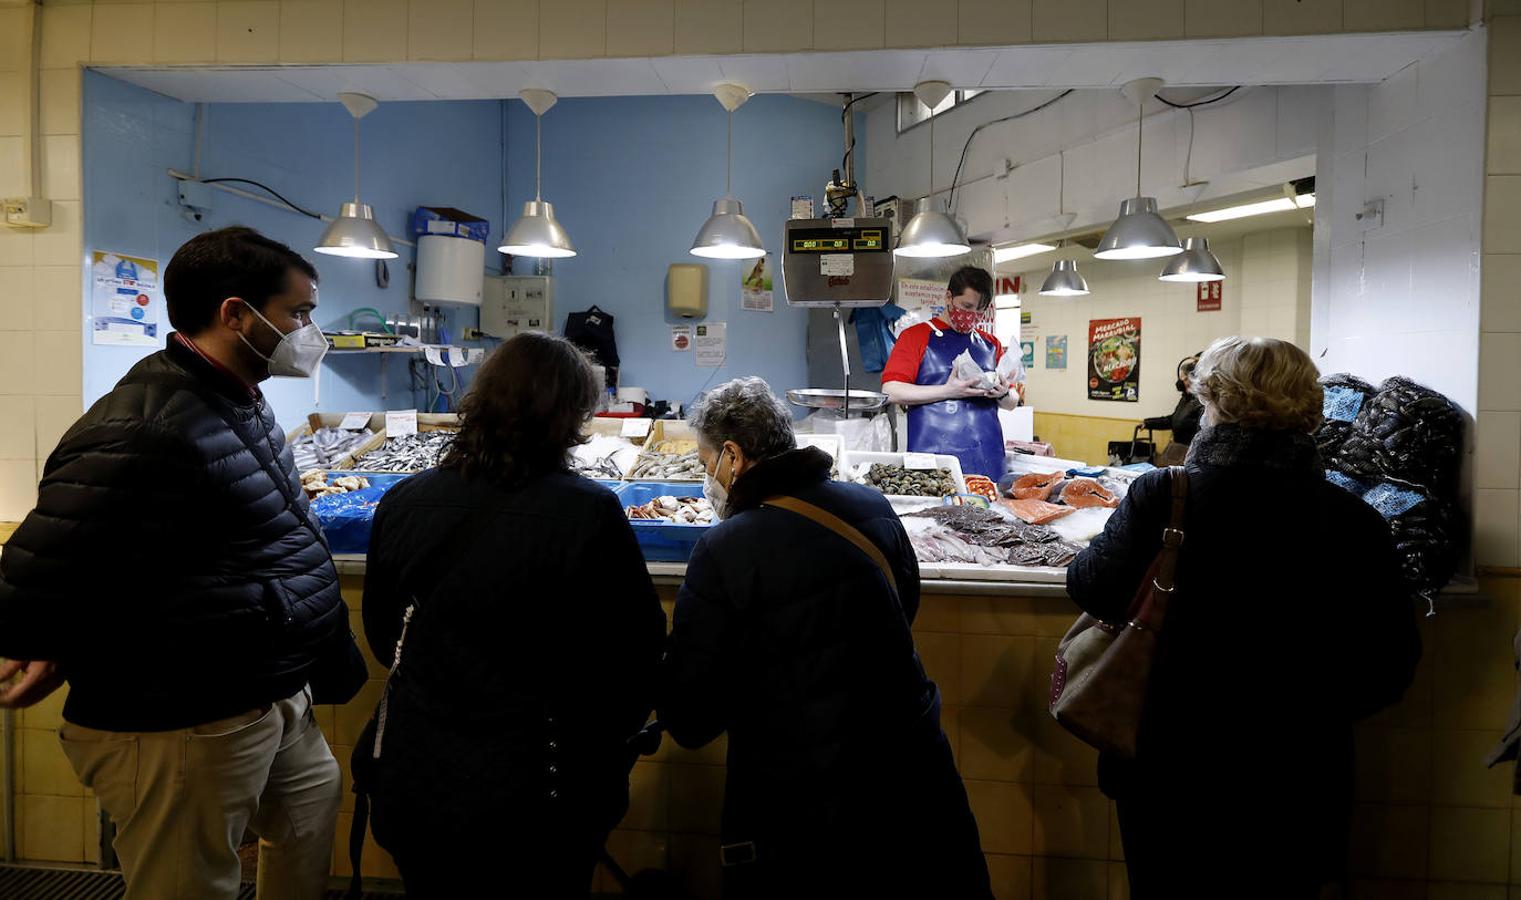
[660,377,991,899]
[1067,337,1420,899]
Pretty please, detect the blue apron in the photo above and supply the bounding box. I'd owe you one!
[907,325,1007,479]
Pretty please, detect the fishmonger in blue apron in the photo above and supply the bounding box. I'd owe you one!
[880,267,1023,480]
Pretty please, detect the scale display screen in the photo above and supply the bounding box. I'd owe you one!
[781,217,896,308]
[789,227,888,254]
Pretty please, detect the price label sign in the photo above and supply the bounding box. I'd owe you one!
[385,410,418,438]
[903,452,939,470]
[621,418,653,439]
[338,412,372,431]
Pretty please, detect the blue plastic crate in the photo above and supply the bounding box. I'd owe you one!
[615,481,711,563]
[311,472,412,554]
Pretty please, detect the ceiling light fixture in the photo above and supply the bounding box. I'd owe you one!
[993,243,1057,264]
[1039,258,1090,297]
[690,84,765,260]
[499,89,577,259]
[895,81,970,259]
[1158,236,1225,282]
[314,93,397,260]
[1185,193,1316,223]
[1095,78,1183,261]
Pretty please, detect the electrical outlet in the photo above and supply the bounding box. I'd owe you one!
[3,196,52,228]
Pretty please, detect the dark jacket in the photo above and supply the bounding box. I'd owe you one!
[660,448,989,896]
[0,335,352,731]
[1067,425,1420,873]
[361,466,665,852]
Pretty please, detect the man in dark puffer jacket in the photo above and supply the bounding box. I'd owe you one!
[0,227,360,900]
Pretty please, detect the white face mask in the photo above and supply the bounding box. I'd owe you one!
[703,448,734,520]
[238,302,329,378]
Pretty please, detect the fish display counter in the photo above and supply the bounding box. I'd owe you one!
[316,446,1140,599]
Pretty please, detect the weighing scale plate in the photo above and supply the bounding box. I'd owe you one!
[786,388,890,412]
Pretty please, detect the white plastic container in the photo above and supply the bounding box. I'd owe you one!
[842,450,967,502]
[415,234,485,306]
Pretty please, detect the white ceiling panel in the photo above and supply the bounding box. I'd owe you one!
[272,66,439,101]
[919,49,1001,89]
[716,55,792,93]
[97,28,1468,104]
[650,56,727,93]
[786,49,928,93]
[981,47,1078,87]
[527,58,668,96]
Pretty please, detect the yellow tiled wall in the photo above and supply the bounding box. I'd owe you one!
[1476,12,1521,569]
[1031,412,1165,467]
[0,0,1480,76]
[0,3,84,524]
[10,570,1521,899]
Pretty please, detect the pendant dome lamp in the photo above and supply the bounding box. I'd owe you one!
[1094,78,1183,261]
[499,89,577,258]
[1039,256,1091,297]
[1158,236,1225,282]
[690,84,765,260]
[314,93,398,259]
[895,81,970,259]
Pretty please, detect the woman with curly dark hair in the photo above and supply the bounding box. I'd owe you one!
[361,332,665,897]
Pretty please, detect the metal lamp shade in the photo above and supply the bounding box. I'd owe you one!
[498,200,577,258]
[1039,259,1091,296]
[690,197,765,260]
[894,209,970,258]
[1094,197,1183,260]
[1158,236,1225,282]
[314,202,398,259]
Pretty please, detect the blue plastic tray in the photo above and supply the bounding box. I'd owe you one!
[616,481,711,562]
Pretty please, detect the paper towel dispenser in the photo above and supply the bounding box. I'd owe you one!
[667,263,707,318]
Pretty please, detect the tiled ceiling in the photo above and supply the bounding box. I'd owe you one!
[98,29,1467,104]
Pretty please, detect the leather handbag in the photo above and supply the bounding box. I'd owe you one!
[1049,466,1187,758]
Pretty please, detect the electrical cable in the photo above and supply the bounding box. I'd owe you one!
[839,92,877,176]
[199,178,324,219]
[947,89,1074,212]
[348,308,395,333]
[1155,86,1240,109]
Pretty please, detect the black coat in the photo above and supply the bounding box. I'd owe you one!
[361,466,665,855]
[0,335,352,731]
[1067,424,1420,879]
[660,448,990,897]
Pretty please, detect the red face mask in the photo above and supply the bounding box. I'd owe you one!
[946,306,984,334]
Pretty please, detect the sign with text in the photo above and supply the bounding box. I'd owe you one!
[1197,281,1223,312]
[1087,318,1141,403]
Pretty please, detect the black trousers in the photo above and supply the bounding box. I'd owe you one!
[1115,794,1331,900]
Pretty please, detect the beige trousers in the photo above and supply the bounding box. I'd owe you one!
[59,686,342,900]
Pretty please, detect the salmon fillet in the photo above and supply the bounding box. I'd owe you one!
[999,497,1075,524]
[1011,471,1065,500]
[1060,478,1120,509]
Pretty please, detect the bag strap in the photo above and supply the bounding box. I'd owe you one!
[1140,466,1188,629]
[762,495,898,598]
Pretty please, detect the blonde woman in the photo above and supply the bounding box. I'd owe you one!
[1067,336,1421,900]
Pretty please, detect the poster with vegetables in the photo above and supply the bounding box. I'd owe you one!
[1087,318,1141,402]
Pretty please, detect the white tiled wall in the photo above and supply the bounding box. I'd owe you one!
[864,83,1323,250]
[1311,26,1521,568]
[1015,226,1311,419]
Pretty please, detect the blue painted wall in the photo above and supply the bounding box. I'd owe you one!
[83,72,863,429]
[83,71,506,430]
[504,94,863,413]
